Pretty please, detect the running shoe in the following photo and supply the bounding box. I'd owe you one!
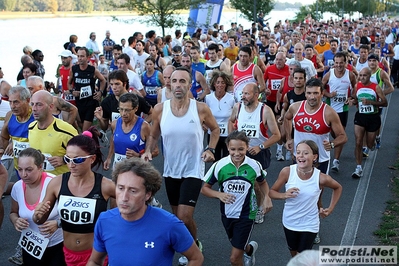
[285,150,292,161]
[255,210,264,224]
[276,150,284,161]
[376,136,381,149]
[352,167,363,179]
[150,198,162,208]
[99,129,109,147]
[331,160,340,172]
[8,246,23,265]
[362,147,369,157]
[313,233,321,244]
[243,241,258,266]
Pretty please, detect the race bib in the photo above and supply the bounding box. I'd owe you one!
[19,228,49,260]
[359,102,374,114]
[13,140,30,158]
[65,93,75,101]
[333,93,347,103]
[111,112,120,122]
[58,195,96,225]
[240,122,259,138]
[219,122,228,137]
[80,86,92,99]
[42,153,55,172]
[145,86,157,95]
[271,79,281,91]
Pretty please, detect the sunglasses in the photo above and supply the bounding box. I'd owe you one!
[64,155,93,165]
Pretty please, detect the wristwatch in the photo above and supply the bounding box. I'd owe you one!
[204,146,215,155]
[330,142,335,149]
[57,219,62,228]
[259,144,265,150]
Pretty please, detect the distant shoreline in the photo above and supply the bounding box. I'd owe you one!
[0,8,295,20]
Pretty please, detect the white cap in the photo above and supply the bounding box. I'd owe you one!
[59,50,73,57]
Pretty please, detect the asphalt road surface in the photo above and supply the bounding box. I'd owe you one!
[0,90,398,265]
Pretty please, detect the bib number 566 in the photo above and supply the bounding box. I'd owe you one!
[21,236,42,257]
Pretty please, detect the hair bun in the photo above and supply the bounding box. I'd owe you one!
[82,131,93,138]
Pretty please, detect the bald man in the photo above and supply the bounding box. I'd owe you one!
[27,76,78,127]
[28,90,78,175]
[286,43,317,81]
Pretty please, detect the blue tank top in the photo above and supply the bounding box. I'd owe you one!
[190,69,202,99]
[192,61,206,75]
[379,43,389,57]
[323,50,335,75]
[142,70,160,106]
[9,112,35,166]
[9,113,35,140]
[114,116,146,156]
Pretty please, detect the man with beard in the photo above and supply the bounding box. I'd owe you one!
[229,83,280,223]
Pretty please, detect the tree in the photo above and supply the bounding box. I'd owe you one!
[111,0,205,36]
[58,0,74,11]
[230,0,274,23]
[49,0,58,13]
[76,0,94,13]
[1,0,17,10]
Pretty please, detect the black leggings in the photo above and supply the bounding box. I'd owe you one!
[208,135,228,161]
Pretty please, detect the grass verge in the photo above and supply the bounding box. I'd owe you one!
[374,159,399,260]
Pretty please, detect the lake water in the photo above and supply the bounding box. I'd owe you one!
[0,10,338,83]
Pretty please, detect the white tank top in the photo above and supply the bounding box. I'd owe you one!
[237,102,268,147]
[282,165,321,233]
[355,59,368,72]
[160,87,171,103]
[11,174,63,247]
[204,92,235,137]
[328,69,351,113]
[160,99,205,179]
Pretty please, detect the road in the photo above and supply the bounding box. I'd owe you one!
[0,90,398,265]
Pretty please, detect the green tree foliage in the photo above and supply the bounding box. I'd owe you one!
[76,0,94,13]
[0,0,17,10]
[58,0,74,11]
[230,0,275,22]
[111,0,204,36]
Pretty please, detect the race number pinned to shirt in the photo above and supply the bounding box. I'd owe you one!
[359,102,374,114]
[13,140,30,158]
[271,79,281,91]
[42,153,55,171]
[19,228,49,260]
[333,93,347,103]
[65,93,75,101]
[145,86,157,95]
[80,86,92,99]
[219,122,228,137]
[240,122,259,138]
[58,195,97,225]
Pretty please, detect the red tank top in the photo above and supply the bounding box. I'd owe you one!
[281,78,294,102]
[293,101,330,134]
[310,55,318,70]
[264,64,290,102]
